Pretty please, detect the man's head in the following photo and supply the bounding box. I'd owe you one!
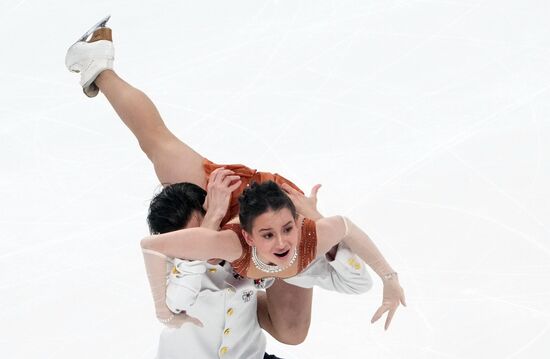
[147,182,207,234]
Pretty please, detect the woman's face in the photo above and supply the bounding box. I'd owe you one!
[243,208,299,267]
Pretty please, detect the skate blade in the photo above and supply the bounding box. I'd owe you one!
[74,15,111,43]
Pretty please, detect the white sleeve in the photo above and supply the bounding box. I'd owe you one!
[165,258,207,316]
[284,242,373,294]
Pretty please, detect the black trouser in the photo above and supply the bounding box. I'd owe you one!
[264,353,283,359]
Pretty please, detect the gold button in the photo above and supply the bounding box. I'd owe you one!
[226,308,234,316]
[219,346,228,356]
[224,328,231,336]
[348,258,360,269]
[171,266,179,274]
[208,268,217,273]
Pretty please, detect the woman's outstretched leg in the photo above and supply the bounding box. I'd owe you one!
[94,70,206,188]
[66,22,206,188]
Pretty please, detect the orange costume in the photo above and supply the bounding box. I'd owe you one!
[204,159,316,277]
[203,159,303,226]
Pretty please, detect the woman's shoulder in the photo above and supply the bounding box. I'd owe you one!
[216,226,245,262]
[298,216,344,238]
[314,216,346,235]
[312,216,347,256]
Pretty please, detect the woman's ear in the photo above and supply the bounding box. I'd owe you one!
[242,229,255,246]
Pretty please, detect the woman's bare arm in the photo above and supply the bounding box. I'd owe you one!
[316,216,393,277]
[141,227,241,328]
[315,216,406,330]
[141,228,242,262]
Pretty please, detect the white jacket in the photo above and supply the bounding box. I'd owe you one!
[157,243,372,359]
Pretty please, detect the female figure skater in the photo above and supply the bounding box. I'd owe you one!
[142,180,405,326]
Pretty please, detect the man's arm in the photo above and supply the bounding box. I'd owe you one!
[165,168,241,316]
[140,168,243,262]
[284,242,373,294]
[201,167,242,229]
[144,168,239,326]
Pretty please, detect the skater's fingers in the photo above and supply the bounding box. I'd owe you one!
[228,180,242,192]
[210,169,237,189]
[371,305,389,324]
[168,313,203,329]
[210,167,224,176]
[208,167,225,185]
[384,308,397,331]
[309,184,322,199]
[212,168,233,182]
[400,292,407,307]
[217,169,235,178]
[222,175,241,186]
[212,168,235,181]
[186,315,204,328]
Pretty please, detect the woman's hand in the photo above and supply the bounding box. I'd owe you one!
[281,183,323,220]
[370,277,406,330]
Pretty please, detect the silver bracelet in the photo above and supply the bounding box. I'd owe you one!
[382,272,398,281]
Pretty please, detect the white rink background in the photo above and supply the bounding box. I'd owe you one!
[1,1,549,358]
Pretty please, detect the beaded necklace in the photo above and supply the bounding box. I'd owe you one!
[251,246,298,274]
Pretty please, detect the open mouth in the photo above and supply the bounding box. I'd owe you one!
[274,249,290,258]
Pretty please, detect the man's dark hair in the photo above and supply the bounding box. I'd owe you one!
[238,180,297,233]
[147,182,207,234]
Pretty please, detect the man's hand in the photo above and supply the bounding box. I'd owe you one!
[163,312,204,329]
[281,183,323,220]
[202,167,241,228]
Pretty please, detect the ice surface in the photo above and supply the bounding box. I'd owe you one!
[1,1,549,358]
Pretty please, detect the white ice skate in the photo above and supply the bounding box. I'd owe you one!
[65,15,114,98]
